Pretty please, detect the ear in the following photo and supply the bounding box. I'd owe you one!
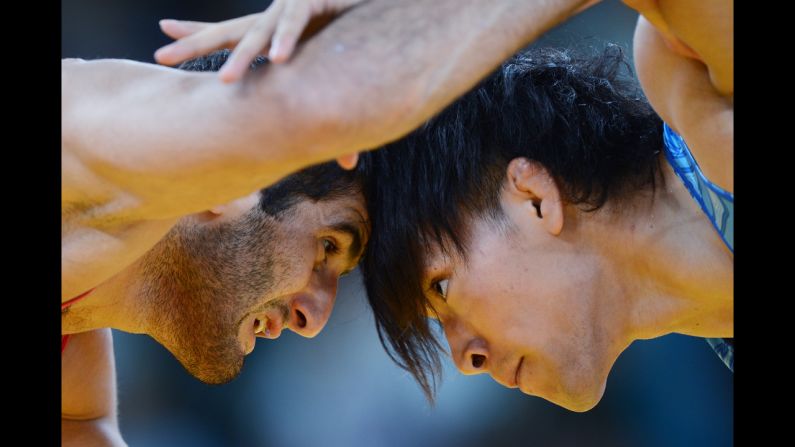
[505,157,564,236]
[194,206,224,223]
[199,191,261,223]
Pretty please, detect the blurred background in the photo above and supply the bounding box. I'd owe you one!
[63,1,733,446]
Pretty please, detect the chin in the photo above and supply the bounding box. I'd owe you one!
[529,373,607,413]
[183,355,245,385]
[557,378,608,413]
[157,334,246,385]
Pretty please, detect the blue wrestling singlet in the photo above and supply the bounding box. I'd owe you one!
[662,123,734,372]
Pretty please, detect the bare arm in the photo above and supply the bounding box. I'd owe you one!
[62,58,317,222]
[625,0,732,96]
[62,329,127,446]
[250,0,590,164]
[63,0,588,224]
[633,16,733,193]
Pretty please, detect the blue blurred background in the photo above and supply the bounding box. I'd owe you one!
[62,1,733,446]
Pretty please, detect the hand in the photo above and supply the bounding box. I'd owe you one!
[154,0,366,83]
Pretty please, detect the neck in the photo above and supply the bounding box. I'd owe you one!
[61,264,150,335]
[574,157,733,342]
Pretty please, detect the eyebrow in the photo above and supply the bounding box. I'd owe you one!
[330,221,366,273]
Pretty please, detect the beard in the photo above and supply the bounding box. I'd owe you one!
[138,207,289,384]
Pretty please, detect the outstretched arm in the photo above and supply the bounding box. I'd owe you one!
[64,0,588,224]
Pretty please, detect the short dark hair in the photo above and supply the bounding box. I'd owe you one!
[179,50,362,214]
[358,45,664,400]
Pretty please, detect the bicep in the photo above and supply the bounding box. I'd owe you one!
[62,59,306,222]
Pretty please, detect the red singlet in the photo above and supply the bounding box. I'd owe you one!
[61,289,95,354]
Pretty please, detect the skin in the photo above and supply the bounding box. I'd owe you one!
[154,0,731,194]
[62,187,368,444]
[412,0,732,410]
[64,1,587,442]
[62,4,731,444]
[423,158,733,412]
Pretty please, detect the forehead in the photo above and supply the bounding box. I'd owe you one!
[289,191,370,233]
[420,212,509,273]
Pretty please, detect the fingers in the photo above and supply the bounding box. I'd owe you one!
[269,0,313,63]
[154,15,258,66]
[336,153,360,170]
[219,5,284,83]
[158,19,210,40]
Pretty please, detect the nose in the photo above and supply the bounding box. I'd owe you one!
[287,275,338,338]
[456,344,490,375]
[444,319,489,375]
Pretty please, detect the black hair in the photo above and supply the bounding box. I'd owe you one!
[358,45,663,400]
[178,50,362,215]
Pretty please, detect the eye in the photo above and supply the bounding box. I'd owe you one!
[323,238,340,257]
[431,278,449,300]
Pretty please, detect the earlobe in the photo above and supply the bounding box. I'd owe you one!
[506,157,564,236]
[540,192,563,236]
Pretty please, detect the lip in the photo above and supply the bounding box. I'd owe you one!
[258,317,284,339]
[254,310,286,340]
[238,315,258,356]
[513,356,525,389]
[238,308,288,355]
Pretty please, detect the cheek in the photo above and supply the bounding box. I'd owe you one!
[270,237,316,296]
[461,239,602,354]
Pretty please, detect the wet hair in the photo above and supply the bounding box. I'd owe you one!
[358,45,664,400]
[178,50,362,215]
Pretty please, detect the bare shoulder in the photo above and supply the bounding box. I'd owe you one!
[633,16,733,193]
[62,212,177,300]
[62,328,117,420]
[658,0,732,96]
[625,0,732,96]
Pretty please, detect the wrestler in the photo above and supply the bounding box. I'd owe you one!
[357,46,732,411]
[62,51,368,445]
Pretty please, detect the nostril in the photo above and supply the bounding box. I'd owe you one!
[471,354,486,369]
[295,309,307,329]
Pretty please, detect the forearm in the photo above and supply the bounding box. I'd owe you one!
[62,418,127,447]
[258,0,589,164]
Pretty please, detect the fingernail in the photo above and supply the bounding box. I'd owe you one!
[159,19,175,26]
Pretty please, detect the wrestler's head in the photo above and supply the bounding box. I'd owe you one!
[136,51,368,385]
[360,46,662,411]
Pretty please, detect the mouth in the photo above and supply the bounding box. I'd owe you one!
[253,314,285,340]
[239,310,287,356]
[254,318,266,336]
